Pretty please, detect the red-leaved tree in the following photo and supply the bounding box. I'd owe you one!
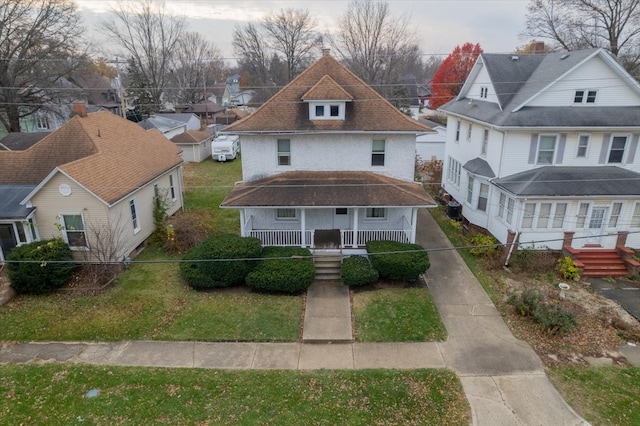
[430,42,483,109]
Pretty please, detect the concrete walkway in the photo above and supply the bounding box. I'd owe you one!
[417,209,588,426]
[0,341,445,370]
[302,280,352,342]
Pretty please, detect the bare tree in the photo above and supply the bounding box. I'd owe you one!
[101,0,185,112]
[233,8,320,86]
[232,22,270,86]
[262,9,320,82]
[330,0,418,87]
[0,0,84,133]
[170,31,224,104]
[523,0,640,74]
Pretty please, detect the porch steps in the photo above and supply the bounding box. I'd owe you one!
[573,249,628,278]
[313,249,343,280]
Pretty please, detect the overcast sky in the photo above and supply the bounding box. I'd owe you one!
[77,0,531,62]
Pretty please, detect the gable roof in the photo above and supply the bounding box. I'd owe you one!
[302,75,354,101]
[224,52,430,134]
[171,130,212,144]
[0,111,182,205]
[139,115,185,133]
[0,132,50,151]
[493,166,640,196]
[221,171,436,208]
[443,48,640,128]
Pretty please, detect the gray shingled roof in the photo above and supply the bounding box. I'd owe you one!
[0,132,49,151]
[493,166,640,196]
[0,185,36,219]
[441,48,640,128]
[463,158,495,178]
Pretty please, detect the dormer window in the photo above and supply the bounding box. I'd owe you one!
[574,90,597,104]
[309,102,345,120]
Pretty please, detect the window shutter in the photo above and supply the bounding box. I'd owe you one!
[528,133,539,164]
[628,134,639,164]
[556,133,566,164]
[599,133,611,164]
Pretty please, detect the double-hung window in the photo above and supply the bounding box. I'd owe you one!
[466,175,474,204]
[577,135,589,157]
[447,157,461,188]
[60,214,87,248]
[315,105,325,116]
[277,139,291,166]
[552,203,567,228]
[466,123,472,141]
[455,120,461,142]
[372,139,385,166]
[576,203,589,228]
[478,183,489,211]
[522,203,535,228]
[498,193,506,219]
[129,199,140,233]
[608,136,627,163]
[609,202,623,227]
[506,198,515,224]
[169,174,176,200]
[537,135,557,164]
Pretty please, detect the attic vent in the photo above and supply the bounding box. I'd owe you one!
[560,53,570,60]
[511,55,519,61]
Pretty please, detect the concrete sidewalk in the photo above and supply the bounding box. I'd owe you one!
[302,280,352,342]
[0,341,445,370]
[417,210,588,426]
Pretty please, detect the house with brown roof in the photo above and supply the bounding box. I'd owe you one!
[221,49,435,251]
[0,103,184,262]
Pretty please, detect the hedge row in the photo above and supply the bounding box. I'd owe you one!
[365,240,430,282]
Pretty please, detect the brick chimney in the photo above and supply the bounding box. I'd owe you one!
[322,47,331,57]
[72,100,87,118]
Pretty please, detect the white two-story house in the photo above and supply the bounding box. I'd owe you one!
[221,49,435,252]
[439,48,640,276]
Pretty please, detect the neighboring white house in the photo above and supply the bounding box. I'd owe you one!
[439,48,640,275]
[0,103,184,262]
[416,118,446,162]
[220,49,435,252]
[138,115,187,140]
[158,113,201,131]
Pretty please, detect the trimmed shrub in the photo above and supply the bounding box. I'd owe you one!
[341,255,378,287]
[366,240,430,281]
[557,256,580,281]
[466,233,499,257]
[246,246,315,293]
[6,238,74,294]
[180,234,262,289]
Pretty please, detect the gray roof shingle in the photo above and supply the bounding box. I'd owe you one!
[493,166,640,196]
[463,158,495,178]
[0,185,36,219]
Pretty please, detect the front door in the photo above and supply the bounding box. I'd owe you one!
[333,208,349,229]
[586,206,607,245]
[0,223,18,261]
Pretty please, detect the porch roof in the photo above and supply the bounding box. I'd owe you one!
[221,171,436,208]
[493,166,640,196]
[0,185,36,219]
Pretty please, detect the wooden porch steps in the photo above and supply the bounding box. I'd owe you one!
[313,250,343,280]
[573,249,628,277]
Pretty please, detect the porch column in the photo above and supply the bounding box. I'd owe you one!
[239,209,246,237]
[410,208,418,243]
[300,208,306,248]
[352,208,359,248]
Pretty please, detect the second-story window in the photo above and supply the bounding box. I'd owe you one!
[372,139,385,166]
[277,139,291,166]
[537,135,557,164]
[315,105,325,116]
[577,134,590,157]
[467,123,472,141]
[608,135,627,163]
[574,89,597,104]
[481,129,489,156]
[455,119,461,142]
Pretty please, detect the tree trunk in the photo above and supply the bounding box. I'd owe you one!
[7,106,21,133]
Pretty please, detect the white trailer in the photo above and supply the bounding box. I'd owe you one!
[211,135,240,161]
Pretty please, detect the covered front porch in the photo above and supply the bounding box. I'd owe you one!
[241,207,418,248]
[221,171,436,249]
[0,185,39,262]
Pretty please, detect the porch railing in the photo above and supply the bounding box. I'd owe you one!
[342,229,410,247]
[249,230,313,247]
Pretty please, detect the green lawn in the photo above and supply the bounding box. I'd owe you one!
[548,366,640,425]
[353,287,447,342]
[0,249,301,342]
[182,157,241,234]
[0,364,469,425]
